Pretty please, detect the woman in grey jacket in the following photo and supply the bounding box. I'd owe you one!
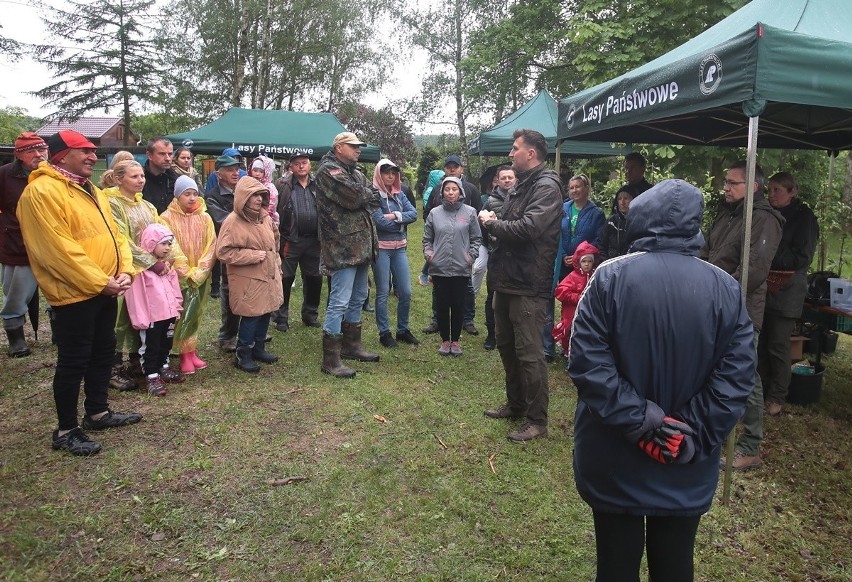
[423,177,482,356]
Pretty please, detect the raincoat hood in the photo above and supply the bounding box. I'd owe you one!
[427,169,445,190]
[139,223,175,254]
[440,176,465,201]
[627,179,704,256]
[234,176,269,222]
[373,158,402,197]
[571,240,600,272]
[252,155,276,185]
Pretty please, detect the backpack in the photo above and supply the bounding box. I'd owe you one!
[806,271,838,306]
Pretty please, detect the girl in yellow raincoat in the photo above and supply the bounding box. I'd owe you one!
[160,175,217,374]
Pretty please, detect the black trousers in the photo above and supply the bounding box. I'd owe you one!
[432,276,468,341]
[140,318,176,376]
[484,283,495,332]
[276,237,323,324]
[757,312,797,404]
[52,295,117,430]
[592,511,701,582]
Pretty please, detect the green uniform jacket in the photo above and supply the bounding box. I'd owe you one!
[315,151,379,272]
[700,195,784,330]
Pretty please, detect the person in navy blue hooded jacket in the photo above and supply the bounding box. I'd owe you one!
[567,179,754,582]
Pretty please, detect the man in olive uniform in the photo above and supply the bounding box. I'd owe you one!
[315,132,381,378]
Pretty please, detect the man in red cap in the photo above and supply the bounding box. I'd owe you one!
[0,132,48,357]
[17,130,142,456]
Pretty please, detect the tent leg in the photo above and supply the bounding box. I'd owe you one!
[722,115,760,505]
[555,139,561,172]
[817,152,838,271]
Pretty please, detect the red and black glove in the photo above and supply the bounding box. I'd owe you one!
[637,416,695,464]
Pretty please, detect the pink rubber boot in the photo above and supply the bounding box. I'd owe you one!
[190,350,208,371]
[180,352,196,375]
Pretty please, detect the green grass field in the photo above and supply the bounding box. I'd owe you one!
[1,219,850,580]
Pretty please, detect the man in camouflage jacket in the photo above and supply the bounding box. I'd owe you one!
[315,132,381,378]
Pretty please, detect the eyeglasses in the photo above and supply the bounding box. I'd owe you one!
[723,179,746,187]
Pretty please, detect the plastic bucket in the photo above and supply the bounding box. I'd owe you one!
[787,361,824,405]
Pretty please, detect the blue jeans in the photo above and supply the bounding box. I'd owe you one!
[323,263,370,335]
[237,313,272,348]
[373,248,412,334]
[541,299,556,357]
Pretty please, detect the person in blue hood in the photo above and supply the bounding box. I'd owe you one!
[567,179,754,582]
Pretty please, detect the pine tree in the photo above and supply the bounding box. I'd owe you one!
[32,0,164,144]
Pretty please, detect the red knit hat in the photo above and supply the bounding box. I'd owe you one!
[14,132,47,153]
[47,130,97,163]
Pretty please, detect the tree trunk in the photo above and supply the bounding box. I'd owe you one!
[230,0,252,107]
[454,0,466,155]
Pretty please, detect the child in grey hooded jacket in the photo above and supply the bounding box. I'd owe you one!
[423,176,482,356]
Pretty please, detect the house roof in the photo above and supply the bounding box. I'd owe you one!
[36,117,124,139]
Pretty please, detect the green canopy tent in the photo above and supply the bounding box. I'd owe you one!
[469,90,630,160]
[167,108,381,162]
[555,0,852,500]
[556,0,852,151]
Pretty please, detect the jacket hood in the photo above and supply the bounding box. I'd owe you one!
[440,177,465,201]
[427,169,445,189]
[167,195,207,216]
[627,179,705,256]
[571,240,600,271]
[234,176,270,222]
[139,223,174,253]
[373,158,402,197]
[251,155,276,184]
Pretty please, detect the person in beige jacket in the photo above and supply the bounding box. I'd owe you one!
[215,177,283,373]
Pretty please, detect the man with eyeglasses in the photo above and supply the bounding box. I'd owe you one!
[700,160,783,471]
[0,133,48,357]
[315,132,381,378]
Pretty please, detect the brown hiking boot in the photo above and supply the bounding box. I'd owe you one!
[322,333,356,378]
[340,322,379,362]
[109,365,137,391]
[484,404,524,420]
[507,422,548,443]
[765,401,783,416]
[720,450,761,471]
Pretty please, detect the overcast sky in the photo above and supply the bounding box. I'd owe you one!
[0,0,439,130]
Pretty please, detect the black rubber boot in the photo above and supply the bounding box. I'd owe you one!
[234,346,260,373]
[252,342,279,364]
[5,327,31,358]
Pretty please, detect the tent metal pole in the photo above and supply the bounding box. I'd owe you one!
[722,114,760,504]
[818,152,838,271]
[555,139,561,171]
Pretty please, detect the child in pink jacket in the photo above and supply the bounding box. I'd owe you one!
[250,155,279,226]
[125,223,184,396]
[553,241,600,357]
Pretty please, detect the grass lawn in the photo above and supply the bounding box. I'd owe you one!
[1,219,850,581]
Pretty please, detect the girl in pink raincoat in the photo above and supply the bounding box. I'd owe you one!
[125,223,184,396]
[250,155,279,226]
